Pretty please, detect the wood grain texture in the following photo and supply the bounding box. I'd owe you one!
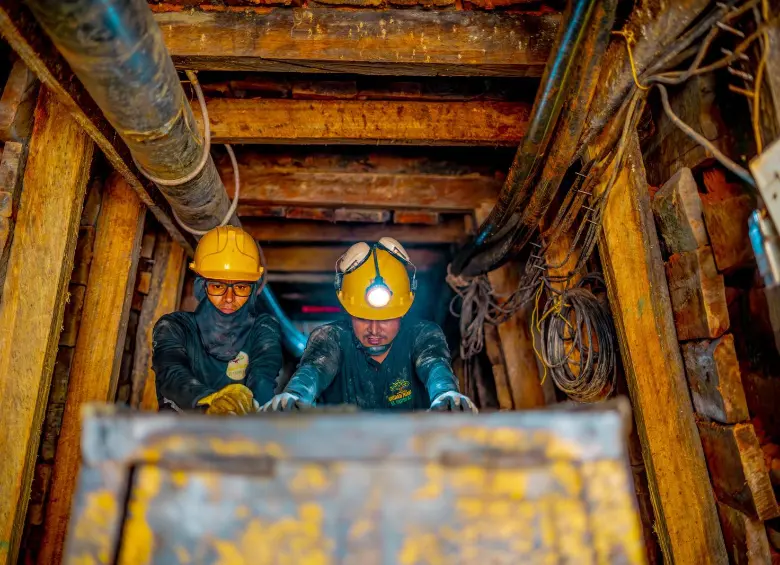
[196,98,530,146]
[717,502,773,565]
[681,334,749,424]
[217,149,503,212]
[0,59,37,142]
[0,89,93,565]
[263,245,445,273]
[156,9,559,76]
[665,246,729,341]
[243,218,465,244]
[133,233,186,411]
[597,132,727,563]
[651,167,708,255]
[0,0,191,254]
[698,421,780,521]
[37,173,145,565]
[476,203,545,410]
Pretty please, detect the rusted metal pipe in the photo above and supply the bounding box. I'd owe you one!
[25,0,308,356]
[451,0,598,276]
[25,0,235,233]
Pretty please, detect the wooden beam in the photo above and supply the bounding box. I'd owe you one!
[37,173,145,565]
[262,245,445,272]
[0,88,94,565]
[597,132,727,562]
[156,9,559,77]
[133,234,187,411]
[196,99,530,146]
[0,59,37,142]
[475,203,545,410]
[218,152,502,212]
[243,218,465,244]
[0,0,192,254]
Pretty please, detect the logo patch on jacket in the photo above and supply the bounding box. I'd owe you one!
[226,351,249,381]
[387,378,412,405]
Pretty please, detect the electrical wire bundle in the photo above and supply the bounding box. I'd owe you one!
[536,275,616,402]
[448,0,774,402]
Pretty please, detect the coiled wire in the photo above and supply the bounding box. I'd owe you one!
[538,275,616,402]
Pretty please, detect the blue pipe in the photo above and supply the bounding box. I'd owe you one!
[261,286,307,357]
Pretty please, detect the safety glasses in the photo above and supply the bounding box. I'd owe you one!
[205,280,254,297]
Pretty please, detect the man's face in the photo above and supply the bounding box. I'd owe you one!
[205,279,252,314]
[351,317,401,349]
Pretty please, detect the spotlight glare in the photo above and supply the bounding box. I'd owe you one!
[366,285,391,307]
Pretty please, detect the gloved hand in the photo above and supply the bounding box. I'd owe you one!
[197,384,255,415]
[260,392,308,412]
[429,391,478,413]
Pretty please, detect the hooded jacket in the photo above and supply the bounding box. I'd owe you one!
[152,278,283,411]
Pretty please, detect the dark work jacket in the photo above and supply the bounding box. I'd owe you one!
[284,319,459,411]
[152,312,282,411]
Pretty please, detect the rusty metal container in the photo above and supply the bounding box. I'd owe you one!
[64,402,645,564]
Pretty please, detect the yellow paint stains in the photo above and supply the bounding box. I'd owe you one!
[289,464,333,495]
[398,533,447,565]
[552,498,594,565]
[175,545,192,563]
[72,490,118,565]
[212,504,334,565]
[582,461,645,565]
[171,470,189,489]
[117,466,163,565]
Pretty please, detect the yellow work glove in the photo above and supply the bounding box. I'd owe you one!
[197,384,255,415]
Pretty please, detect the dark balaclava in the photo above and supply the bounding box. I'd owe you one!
[193,276,262,362]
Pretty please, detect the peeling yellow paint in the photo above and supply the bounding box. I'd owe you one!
[289,464,333,495]
[117,466,162,565]
[72,490,118,564]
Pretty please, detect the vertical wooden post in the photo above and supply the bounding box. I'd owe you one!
[597,132,727,563]
[37,173,144,565]
[0,88,94,565]
[474,204,545,410]
[131,231,186,411]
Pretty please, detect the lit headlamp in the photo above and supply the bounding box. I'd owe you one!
[365,248,393,308]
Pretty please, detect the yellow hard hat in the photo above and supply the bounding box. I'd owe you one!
[190,226,264,282]
[336,238,416,321]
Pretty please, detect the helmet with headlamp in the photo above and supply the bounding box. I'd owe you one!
[334,237,416,320]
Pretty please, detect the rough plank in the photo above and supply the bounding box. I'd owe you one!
[262,246,445,273]
[483,322,513,410]
[37,173,145,565]
[0,141,26,293]
[132,233,186,411]
[242,218,465,244]
[698,421,780,521]
[0,89,93,565]
[58,284,86,348]
[0,59,37,142]
[651,167,708,255]
[218,149,502,212]
[717,502,773,565]
[393,210,440,225]
[700,167,755,273]
[156,9,559,77]
[332,208,390,223]
[0,0,192,254]
[665,246,729,341]
[476,203,545,410]
[596,132,727,563]
[681,334,749,424]
[196,98,530,146]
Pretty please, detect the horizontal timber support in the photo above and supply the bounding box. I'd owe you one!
[263,246,446,272]
[196,99,530,146]
[243,218,465,244]
[217,152,502,212]
[156,9,559,77]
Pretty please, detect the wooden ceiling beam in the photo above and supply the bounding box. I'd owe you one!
[156,9,560,77]
[196,98,529,146]
[244,218,465,244]
[262,246,446,272]
[217,152,502,211]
